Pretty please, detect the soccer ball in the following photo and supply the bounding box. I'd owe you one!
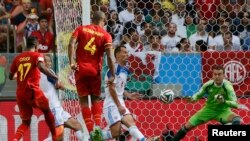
[159,89,174,104]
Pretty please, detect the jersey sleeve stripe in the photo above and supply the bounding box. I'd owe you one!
[104,43,112,47]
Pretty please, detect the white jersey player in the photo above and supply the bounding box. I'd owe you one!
[90,46,149,141]
[40,55,85,141]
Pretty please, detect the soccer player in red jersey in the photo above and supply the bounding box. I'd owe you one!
[9,36,60,141]
[68,11,115,134]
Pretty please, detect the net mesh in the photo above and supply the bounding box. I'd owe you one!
[53,0,85,140]
[52,0,250,141]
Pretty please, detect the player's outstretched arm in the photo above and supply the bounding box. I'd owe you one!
[38,62,58,81]
[68,37,77,69]
[124,91,143,100]
[108,82,126,115]
[105,46,115,82]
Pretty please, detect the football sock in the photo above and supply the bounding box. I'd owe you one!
[128,125,145,140]
[75,130,83,140]
[91,102,102,127]
[172,126,188,141]
[102,130,113,140]
[44,111,57,141]
[232,116,241,125]
[81,106,94,132]
[14,120,30,140]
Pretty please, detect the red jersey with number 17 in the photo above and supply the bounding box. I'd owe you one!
[10,51,44,90]
[72,24,112,75]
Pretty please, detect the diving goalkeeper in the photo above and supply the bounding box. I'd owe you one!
[172,65,249,141]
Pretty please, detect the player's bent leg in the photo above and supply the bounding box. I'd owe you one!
[13,119,31,140]
[35,92,57,140]
[64,118,82,131]
[225,113,242,125]
[42,109,57,141]
[64,118,84,140]
[122,114,146,141]
[109,121,122,138]
[217,111,241,125]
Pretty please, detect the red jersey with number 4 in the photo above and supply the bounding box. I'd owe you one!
[10,51,44,90]
[72,24,112,76]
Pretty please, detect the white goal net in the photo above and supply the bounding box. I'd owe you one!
[52,0,250,141]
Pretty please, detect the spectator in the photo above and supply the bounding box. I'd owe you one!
[39,0,53,23]
[161,23,181,53]
[233,11,250,36]
[176,38,192,53]
[124,29,144,53]
[214,31,241,51]
[140,22,153,46]
[186,0,196,17]
[189,18,215,51]
[214,20,241,51]
[145,2,165,31]
[159,10,172,36]
[195,40,208,52]
[135,0,154,16]
[109,0,127,13]
[31,15,54,53]
[161,0,175,13]
[241,26,250,50]
[118,0,135,24]
[0,0,32,52]
[242,0,250,12]
[195,0,220,20]
[144,33,164,53]
[123,8,145,36]
[24,11,39,38]
[171,1,187,38]
[184,13,197,38]
[105,10,124,47]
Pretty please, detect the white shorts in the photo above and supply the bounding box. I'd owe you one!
[51,107,71,127]
[103,105,131,127]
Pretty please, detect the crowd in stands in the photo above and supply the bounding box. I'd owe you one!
[0,0,53,53]
[0,0,250,53]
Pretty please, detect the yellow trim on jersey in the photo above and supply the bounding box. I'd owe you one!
[104,43,112,48]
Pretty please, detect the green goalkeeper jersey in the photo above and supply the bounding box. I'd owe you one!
[192,79,239,111]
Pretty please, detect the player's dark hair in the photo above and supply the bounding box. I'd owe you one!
[26,36,38,49]
[92,11,105,23]
[114,45,126,58]
[212,65,225,73]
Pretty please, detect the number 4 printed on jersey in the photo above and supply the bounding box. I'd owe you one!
[84,37,96,55]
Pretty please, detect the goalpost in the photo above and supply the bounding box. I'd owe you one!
[52,0,91,140]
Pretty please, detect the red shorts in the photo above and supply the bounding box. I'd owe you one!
[16,87,50,120]
[74,71,101,97]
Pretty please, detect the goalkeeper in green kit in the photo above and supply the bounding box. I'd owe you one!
[172,65,249,141]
